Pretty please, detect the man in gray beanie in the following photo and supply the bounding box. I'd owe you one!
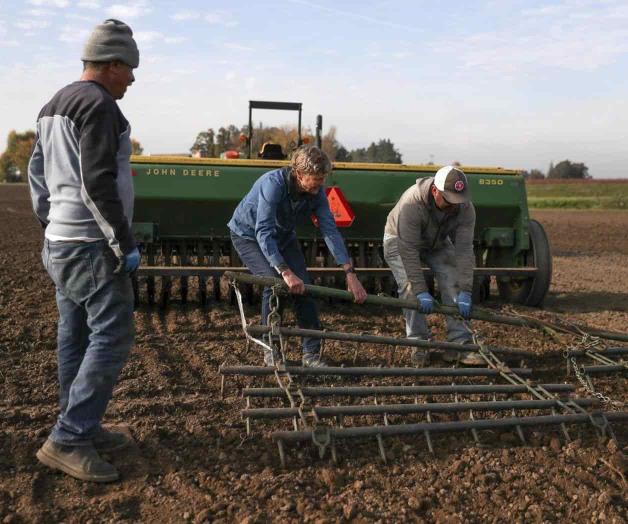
[28,19,140,482]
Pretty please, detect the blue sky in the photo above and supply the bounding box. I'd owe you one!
[1,0,627,177]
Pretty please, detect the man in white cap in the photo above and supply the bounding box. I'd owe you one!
[28,19,140,482]
[383,165,482,365]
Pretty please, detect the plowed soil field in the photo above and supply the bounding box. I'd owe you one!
[1,185,626,523]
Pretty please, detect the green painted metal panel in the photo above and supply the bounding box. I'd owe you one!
[131,158,530,257]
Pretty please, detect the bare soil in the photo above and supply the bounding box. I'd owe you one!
[0,185,626,523]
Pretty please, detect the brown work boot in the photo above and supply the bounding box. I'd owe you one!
[410,348,428,366]
[442,349,485,366]
[36,438,119,483]
[458,352,486,366]
[302,354,328,368]
[93,427,132,453]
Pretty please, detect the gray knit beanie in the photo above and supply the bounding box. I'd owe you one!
[81,19,139,68]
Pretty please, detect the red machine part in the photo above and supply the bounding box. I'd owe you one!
[311,186,355,228]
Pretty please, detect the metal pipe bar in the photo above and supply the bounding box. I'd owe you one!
[566,348,628,358]
[245,325,529,356]
[582,365,627,374]
[243,398,598,420]
[271,411,628,442]
[220,365,533,377]
[226,272,628,343]
[137,266,538,277]
[243,384,574,398]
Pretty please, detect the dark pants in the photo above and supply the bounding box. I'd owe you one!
[230,233,321,356]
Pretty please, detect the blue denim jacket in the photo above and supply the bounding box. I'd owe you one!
[228,167,350,268]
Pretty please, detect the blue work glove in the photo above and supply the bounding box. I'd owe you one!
[456,291,473,319]
[124,247,141,273]
[417,292,434,314]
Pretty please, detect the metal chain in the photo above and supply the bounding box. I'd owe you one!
[267,284,287,364]
[569,355,612,404]
[563,333,623,406]
[476,310,623,409]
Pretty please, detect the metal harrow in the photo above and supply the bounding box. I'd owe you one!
[220,337,626,467]
[221,273,628,466]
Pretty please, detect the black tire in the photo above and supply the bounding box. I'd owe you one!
[497,219,552,306]
[472,275,491,303]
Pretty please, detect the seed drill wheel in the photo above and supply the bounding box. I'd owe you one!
[497,219,552,306]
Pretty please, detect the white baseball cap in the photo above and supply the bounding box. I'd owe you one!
[434,165,470,204]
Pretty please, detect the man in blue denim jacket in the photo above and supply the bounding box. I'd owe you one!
[229,146,367,367]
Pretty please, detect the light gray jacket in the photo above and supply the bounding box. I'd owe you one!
[384,177,476,294]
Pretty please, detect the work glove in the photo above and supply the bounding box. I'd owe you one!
[416,292,434,314]
[456,291,473,319]
[124,247,141,273]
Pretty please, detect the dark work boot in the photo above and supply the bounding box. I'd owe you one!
[93,427,132,453]
[302,354,328,368]
[36,438,119,483]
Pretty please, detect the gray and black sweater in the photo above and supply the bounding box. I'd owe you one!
[28,80,135,257]
[384,177,476,294]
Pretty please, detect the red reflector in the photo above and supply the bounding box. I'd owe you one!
[327,186,355,227]
[131,169,137,177]
[311,186,355,228]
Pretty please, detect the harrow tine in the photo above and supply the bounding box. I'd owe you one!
[469,409,481,446]
[552,407,571,442]
[425,411,434,454]
[245,397,251,436]
[180,243,188,304]
[512,409,527,445]
[277,439,286,468]
[146,244,156,305]
[376,434,387,464]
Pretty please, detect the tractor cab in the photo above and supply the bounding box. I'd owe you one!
[258,142,286,160]
[246,100,323,159]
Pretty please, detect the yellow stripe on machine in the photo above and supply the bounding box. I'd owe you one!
[130,155,520,176]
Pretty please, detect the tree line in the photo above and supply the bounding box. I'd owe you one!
[522,160,591,180]
[190,123,403,164]
[0,128,591,182]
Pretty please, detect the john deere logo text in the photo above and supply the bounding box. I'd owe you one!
[144,168,220,177]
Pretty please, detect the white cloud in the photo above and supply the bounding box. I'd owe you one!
[205,12,238,27]
[0,40,20,47]
[135,31,162,44]
[223,42,253,52]
[286,0,421,33]
[164,36,185,44]
[65,12,94,22]
[59,26,90,43]
[172,11,195,21]
[391,51,412,60]
[433,2,628,74]
[106,2,151,20]
[77,0,101,8]
[28,0,70,7]
[27,8,55,17]
[15,19,51,31]
[0,21,6,34]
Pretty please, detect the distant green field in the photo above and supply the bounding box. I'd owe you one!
[526,180,628,209]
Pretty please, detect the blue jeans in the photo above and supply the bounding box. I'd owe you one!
[383,234,472,344]
[42,239,134,446]
[230,233,321,356]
